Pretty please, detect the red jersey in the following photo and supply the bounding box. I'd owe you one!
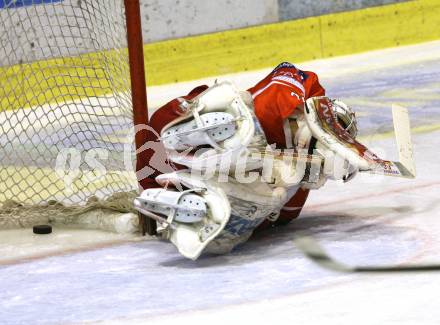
[248,62,325,148]
[248,63,325,228]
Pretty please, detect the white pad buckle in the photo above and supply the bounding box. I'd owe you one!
[135,189,207,224]
[161,112,237,151]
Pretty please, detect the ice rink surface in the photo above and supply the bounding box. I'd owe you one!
[1,41,440,324]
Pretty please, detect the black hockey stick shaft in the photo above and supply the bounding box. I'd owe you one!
[294,235,440,273]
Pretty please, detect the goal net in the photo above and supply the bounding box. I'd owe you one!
[0,0,145,232]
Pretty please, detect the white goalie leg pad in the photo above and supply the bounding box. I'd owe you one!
[134,172,231,260]
[135,188,207,224]
[204,178,289,255]
[160,81,259,171]
[134,171,289,259]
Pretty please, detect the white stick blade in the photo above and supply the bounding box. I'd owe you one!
[392,104,416,178]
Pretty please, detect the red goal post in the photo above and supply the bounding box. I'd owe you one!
[124,0,157,235]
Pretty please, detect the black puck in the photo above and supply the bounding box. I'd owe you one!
[33,225,52,235]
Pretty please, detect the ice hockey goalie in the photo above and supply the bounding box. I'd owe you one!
[134,62,414,260]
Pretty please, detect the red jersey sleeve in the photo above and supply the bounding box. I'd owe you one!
[248,63,325,147]
[303,70,325,98]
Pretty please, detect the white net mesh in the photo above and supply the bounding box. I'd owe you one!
[0,0,140,232]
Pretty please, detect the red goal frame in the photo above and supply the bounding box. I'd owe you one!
[124,0,157,235]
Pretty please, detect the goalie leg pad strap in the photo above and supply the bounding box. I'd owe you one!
[161,112,236,151]
[135,188,207,224]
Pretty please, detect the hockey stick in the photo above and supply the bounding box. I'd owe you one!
[294,235,440,273]
[390,104,416,178]
[361,104,416,178]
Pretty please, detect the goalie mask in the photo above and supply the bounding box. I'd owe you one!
[330,99,358,138]
[292,97,360,188]
[293,98,358,150]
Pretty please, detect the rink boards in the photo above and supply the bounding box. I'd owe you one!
[1,41,440,324]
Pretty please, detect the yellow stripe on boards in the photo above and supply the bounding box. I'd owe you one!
[143,15,321,85]
[1,0,439,111]
[0,50,129,111]
[145,0,440,85]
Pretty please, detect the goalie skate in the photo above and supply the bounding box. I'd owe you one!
[134,172,231,260]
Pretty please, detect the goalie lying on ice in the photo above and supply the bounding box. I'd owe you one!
[134,62,406,260]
